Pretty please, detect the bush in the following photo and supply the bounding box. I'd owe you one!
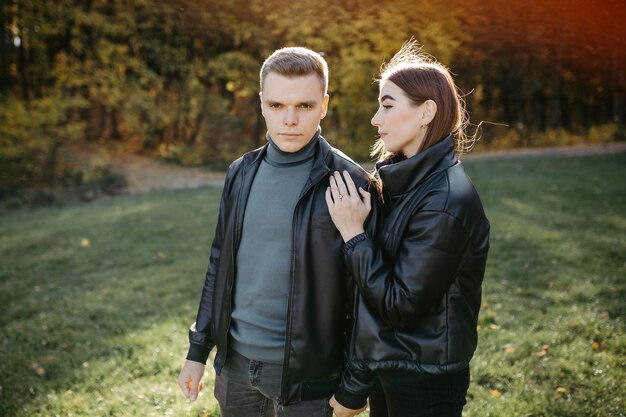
[157,143,205,167]
[0,94,127,207]
[474,123,621,152]
[588,123,620,143]
[0,94,86,188]
[62,162,128,199]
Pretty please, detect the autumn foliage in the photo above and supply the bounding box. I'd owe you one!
[1,0,625,192]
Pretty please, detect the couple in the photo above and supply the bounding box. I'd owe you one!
[177,43,490,417]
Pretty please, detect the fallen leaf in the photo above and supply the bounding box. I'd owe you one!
[556,387,568,394]
[504,345,515,354]
[536,344,549,356]
[592,340,601,351]
[489,323,499,330]
[80,239,90,247]
[489,389,502,398]
[30,362,45,377]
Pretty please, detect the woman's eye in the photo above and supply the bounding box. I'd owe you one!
[383,105,392,109]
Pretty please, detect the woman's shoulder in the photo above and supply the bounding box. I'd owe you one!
[411,164,485,219]
[435,164,489,232]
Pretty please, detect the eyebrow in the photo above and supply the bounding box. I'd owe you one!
[265,100,317,107]
[379,94,396,103]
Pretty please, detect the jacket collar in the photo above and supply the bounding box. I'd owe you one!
[377,135,458,197]
[242,127,331,186]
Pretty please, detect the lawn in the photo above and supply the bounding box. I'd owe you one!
[1,152,624,417]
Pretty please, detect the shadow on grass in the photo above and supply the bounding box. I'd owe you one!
[462,153,626,416]
[0,186,222,416]
[464,152,626,321]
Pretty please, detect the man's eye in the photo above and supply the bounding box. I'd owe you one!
[270,103,281,108]
[299,104,312,109]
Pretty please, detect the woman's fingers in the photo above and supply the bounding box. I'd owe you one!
[359,187,372,213]
[329,175,342,203]
[343,171,365,203]
[325,187,335,208]
[333,171,349,198]
[326,173,370,243]
[329,171,370,209]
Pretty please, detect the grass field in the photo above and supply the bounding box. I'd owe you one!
[1,152,624,417]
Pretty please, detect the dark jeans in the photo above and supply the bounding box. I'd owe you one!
[214,349,333,417]
[368,367,470,417]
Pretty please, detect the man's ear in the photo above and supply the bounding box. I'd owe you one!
[320,94,330,119]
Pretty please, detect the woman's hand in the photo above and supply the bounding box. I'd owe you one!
[325,170,372,242]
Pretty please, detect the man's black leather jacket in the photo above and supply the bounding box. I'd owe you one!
[188,131,380,405]
[339,137,490,402]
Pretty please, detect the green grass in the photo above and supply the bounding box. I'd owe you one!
[462,153,625,417]
[0,188,222,416]
[1,152,625,417]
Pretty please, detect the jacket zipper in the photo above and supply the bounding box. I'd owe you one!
[279,177,318,405]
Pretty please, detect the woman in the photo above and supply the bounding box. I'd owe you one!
[326,41,490,417]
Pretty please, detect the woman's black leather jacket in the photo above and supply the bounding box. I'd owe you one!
[339,136,490,401]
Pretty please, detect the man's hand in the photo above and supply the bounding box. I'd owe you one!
[329,394,367,417]
[177,360,205,401]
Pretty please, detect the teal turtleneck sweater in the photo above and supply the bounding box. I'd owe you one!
[229,131,319,363]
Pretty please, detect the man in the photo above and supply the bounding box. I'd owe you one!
[177,47,378,417]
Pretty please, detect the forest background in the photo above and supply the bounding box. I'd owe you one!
[1,0,625,199]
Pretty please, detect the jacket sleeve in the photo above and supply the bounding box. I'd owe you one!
[334,367,376,410]
[344,210,469,328]
[186,169,234,363]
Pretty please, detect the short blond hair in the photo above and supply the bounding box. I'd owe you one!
[260,47,328,93]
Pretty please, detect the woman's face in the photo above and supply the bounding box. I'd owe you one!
[371,80,428,158]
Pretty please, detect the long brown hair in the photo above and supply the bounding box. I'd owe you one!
[372,40,476,162]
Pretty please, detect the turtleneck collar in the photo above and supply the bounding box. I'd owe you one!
[265,127,320,166]
[378,135,458,198]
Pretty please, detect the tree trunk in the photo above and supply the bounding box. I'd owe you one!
[17,33,29,102]
[110,110,122,140]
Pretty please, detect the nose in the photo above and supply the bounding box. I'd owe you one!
[283,107,298,126]
[371,108,382,127]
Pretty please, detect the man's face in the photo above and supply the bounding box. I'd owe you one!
[260,72,329,153]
